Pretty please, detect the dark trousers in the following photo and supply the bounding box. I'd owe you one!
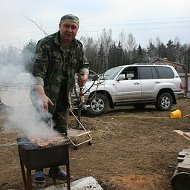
[52,83,70,135]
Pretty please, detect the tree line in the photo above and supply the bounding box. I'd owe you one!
[81,29,190,73]
[0,28,190,74]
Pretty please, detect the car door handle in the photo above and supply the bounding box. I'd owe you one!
[134,82,140,85]
[155,81,160,84]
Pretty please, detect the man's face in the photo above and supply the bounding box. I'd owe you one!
[59,22,79,43]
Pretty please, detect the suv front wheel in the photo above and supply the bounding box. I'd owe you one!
[87,94,109,116]
[155,92,173,111]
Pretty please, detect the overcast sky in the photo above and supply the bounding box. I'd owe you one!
[0,0,190,48]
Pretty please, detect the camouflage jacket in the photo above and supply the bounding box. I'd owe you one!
[32,31,89,101]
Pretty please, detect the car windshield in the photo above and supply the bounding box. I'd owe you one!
[100,67,122,80]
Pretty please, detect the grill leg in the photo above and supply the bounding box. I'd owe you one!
[19,158,33,190]
[26,169,32,190]
[66,163,71,190]
[19,158,27,190]
[51,166,58,185]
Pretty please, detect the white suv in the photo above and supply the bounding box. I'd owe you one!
[79,64,184,116]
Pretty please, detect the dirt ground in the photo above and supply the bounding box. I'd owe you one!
[0,98,190,190]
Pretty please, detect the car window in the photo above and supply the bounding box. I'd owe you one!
[100,67,122,80]
[156,66,174,79]
[121,67,138,80]
[139,67,158,79]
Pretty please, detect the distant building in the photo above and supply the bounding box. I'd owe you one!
[152,58,187,73]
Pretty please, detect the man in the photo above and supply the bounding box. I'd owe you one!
[31,14,89,183]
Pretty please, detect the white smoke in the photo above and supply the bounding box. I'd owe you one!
[0,46,60,141]
[5,106,59,140]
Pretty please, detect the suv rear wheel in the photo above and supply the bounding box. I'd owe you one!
[155,92,173,111]
[87,94,109,116]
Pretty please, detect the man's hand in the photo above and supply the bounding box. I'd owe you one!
[35,85,54,112]
[41,94,54,112]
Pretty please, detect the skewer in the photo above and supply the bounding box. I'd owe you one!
[0,142,17,147]
[173,130,190,142]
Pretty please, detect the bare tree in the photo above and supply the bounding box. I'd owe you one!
[126,33,136,52]
[118,31,127,49]
[126,33,137,63]
[24,16,48,36]
[98,28,112,71]
[81,37,99,72]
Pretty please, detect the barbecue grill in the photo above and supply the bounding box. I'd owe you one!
[17,137,70,190]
